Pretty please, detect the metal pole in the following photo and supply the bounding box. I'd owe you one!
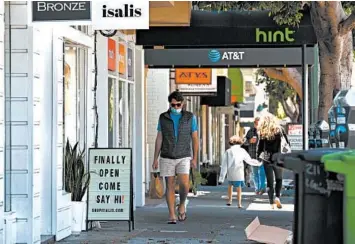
[302,44,309,150]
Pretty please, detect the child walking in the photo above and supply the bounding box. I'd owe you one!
[218,136,262,208]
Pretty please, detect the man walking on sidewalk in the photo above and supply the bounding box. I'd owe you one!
[152,91,199,224]
[244,117,266,195]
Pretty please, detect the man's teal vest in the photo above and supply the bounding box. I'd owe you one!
[159,110,193,159]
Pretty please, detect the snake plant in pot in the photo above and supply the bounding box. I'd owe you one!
[64,139,91,233]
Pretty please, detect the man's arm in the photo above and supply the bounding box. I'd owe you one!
[153,131,163,161]
[191,115,199,161]
[192,131,199,161]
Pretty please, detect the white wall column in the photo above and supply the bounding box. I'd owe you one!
[146,69,170,169]
[0,1,5,243]
[96,34,108,148]
[133,47,145,207]
[5,1,42,243]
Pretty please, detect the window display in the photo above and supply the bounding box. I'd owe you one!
[63,43,88,148]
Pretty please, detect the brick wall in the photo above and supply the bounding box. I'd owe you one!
[146,69,170,169]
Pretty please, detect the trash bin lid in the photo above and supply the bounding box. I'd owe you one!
[321,150,355,164]
[274,148,348,163]
[294,148,348,162]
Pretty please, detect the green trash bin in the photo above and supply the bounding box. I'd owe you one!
[322,151,355,244]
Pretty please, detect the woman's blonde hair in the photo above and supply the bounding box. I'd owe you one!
[229,135,243,145]
[258,114,281,140]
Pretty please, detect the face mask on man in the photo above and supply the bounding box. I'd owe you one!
[171,108,182,114]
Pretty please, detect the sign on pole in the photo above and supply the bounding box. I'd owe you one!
[87,148,134,231]
[287,124,303,151]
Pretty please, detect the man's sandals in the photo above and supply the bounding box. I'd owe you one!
[177,204,187,222]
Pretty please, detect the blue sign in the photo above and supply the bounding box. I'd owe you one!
[208,49,221,63]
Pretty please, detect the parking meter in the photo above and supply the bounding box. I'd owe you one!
[328,106,337,148]
[315,120,330,148]
[309,123,316,149]
[333,88,355,149]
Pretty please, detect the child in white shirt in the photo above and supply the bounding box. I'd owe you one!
[218,135,262,208]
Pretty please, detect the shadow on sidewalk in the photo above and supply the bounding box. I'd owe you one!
[59,186,294,244]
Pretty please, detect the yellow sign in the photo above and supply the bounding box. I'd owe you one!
[175,68,212,84]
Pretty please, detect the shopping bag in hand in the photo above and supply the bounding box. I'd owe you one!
[149,172,164,199]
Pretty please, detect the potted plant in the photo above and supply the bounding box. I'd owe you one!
[200,163,220,186]
[174,169,207,195]
[64,139,91,233]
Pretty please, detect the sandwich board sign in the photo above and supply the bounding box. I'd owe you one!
[87,148,134,231]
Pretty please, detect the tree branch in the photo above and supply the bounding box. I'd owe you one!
[339,11,355,35]
[264,68,303,100]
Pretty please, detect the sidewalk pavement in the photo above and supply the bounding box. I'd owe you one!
[59,185,294,244]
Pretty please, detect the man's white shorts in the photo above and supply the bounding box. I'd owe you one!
[159,157,191,177]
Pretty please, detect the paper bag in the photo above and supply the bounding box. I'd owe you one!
[149,173,164,199]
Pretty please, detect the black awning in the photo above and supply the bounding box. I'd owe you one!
[136,10,317,47]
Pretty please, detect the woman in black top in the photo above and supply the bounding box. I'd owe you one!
[257,115,283,209]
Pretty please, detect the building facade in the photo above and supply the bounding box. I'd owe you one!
[0,1,148,243]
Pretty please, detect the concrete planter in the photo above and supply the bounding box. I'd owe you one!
[71,201,85,233]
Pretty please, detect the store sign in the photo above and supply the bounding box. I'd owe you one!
[87,148,133,222]
[144,47,315,67]
[287,124,303,151]
[108,38,116,71]
[91,0,149,30]
[119,44,126,75]
[216,106,234,115]
[175,69,212,85]
[208,49,245,63]
[256,28,295,43]
[177,70,217,93]
[127,48,133,79]
[31,1,91,23]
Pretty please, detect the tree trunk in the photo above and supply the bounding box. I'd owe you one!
[310,2,353,120]
[280,97,300,123]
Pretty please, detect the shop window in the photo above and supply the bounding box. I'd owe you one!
[70,25,89,35]
[63,41,88,188]
[118,80,124,147]
[128,83,134,148]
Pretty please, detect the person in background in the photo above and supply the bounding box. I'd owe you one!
[244,117,266,195]
[152,91,199,224]
[219,136,262,208]
[257,115,285,209]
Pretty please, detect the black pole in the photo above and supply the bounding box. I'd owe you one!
[302,44,309,150]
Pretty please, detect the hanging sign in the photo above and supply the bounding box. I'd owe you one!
[119,44,126,75]
[108,38,116,71]
[175,68,212,85]
[87,148,134,230]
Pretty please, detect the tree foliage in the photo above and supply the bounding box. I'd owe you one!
[193,1,355,120]
[193,1,355,26]
[256,69,301,122]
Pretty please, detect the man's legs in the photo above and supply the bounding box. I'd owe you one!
[177,173,189,213]
[176,158,191,220]
[160,158,178,221]
[165,176,177,220]
[252,166,260,192]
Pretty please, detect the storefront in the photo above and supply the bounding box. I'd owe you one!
[98,32,135,149]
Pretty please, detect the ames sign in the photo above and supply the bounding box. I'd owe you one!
[175,69,212,85]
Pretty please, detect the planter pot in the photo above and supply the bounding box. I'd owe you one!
[201,172,219,186]
[71,201,85,233]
